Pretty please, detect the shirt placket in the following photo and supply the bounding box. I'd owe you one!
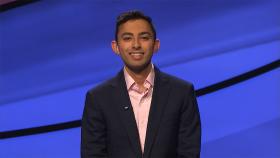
[138,87,150,151]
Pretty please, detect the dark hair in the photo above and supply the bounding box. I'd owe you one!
[115,10,157,41]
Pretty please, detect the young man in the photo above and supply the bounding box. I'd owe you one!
[81,10,201,158]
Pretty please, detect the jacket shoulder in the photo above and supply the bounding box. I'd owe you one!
[161,71,194,89]
[87,76,116,96]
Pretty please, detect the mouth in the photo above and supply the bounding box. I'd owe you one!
[129,52,144,60]
[129,52,144,55]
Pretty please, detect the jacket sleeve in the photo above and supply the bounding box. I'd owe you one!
[177,84,201,158]
[81,91,108,158]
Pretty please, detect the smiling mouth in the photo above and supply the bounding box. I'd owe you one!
[129,52,144,55]
[129,52,144,60]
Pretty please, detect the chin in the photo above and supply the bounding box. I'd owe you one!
[126,63,150,73]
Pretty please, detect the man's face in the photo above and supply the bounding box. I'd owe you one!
[112,19,160,73]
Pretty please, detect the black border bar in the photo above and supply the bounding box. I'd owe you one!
[0,0,39,12]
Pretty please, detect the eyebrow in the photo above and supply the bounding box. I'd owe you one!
[120,32,152,38]
[121,32,133,37]
[139,32,152,36]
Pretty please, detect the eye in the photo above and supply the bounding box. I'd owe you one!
[140,36,151,41]
[122,36,132,41]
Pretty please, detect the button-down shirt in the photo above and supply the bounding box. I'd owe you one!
[123,66,155,153]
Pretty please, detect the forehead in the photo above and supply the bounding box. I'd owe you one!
[118,19,153,35]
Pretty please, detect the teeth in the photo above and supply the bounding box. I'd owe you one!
[130,52,143,60]
[130,52,144,55]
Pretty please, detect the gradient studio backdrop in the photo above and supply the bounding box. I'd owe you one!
[0,0,280,157]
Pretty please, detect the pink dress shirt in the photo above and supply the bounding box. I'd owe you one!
[123,66,155,153]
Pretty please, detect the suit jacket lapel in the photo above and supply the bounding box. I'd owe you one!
[143,67,171,158]
[111,70,142,158]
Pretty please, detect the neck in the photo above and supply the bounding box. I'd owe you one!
[125,64,152,85]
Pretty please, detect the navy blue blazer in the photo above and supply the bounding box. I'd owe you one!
[81,67,201,158]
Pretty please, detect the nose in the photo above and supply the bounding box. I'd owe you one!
[132,38,141,49]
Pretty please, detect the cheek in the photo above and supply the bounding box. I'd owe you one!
[118,48,130,59]
[118,44,130,53]
[146,45,156,55]
[117,47,127,55]
[145,43,155,50]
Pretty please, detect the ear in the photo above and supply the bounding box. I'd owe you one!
[153,39,160,53]
[111,40,120,55]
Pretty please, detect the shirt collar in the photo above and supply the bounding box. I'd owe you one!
[123,64,155,90]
